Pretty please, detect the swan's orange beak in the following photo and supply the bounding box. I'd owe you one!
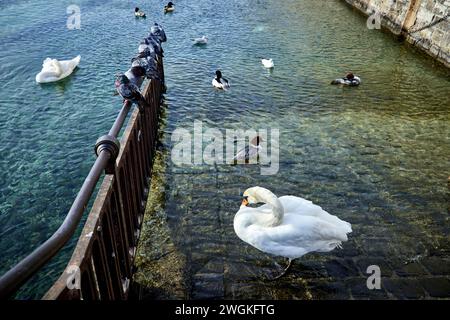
[241,196,249,206]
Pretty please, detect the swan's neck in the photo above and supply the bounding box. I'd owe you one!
[255,190,284,227]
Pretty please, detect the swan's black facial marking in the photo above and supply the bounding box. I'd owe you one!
[241,196,249,206]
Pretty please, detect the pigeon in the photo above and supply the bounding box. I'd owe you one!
[150,23,167,42]
[115,73,145,107]
[193,35,208,45]
[139,37,163,57]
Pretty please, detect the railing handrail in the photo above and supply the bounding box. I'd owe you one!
[0,100,133,299]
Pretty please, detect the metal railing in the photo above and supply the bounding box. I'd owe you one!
[0,58,164,300]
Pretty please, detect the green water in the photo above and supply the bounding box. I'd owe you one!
[0,0,449,299]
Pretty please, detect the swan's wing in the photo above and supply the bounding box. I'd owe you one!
[278,195,352,233]
[246,216,349,258]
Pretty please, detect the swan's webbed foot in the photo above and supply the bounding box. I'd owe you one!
[266,258,293,281]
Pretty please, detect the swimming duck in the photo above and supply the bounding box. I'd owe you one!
[115,73,145,106]
[35,55,81,83]
[261,58,274,69]
[212,70,230,90]
[331,73,361,86]
[150,23,167,42]
[193,35,208,45]
[134,7,146,18]
[164,2,175,13]
[233,136,263,163]
[234,187,352,279]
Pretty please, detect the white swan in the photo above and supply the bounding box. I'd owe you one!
[35,55,81,83]
[193,35,208,45]
[212,70,230,90]
[234,186,352,278]
[261,58,274,69]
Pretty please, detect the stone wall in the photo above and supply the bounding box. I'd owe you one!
[343,0,450,67]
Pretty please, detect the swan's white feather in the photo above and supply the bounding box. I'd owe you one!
[234,188,352,260]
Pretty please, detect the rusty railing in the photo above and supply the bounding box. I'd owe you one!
[0,58,164,300]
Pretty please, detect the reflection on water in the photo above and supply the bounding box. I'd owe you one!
[133,0,450,299]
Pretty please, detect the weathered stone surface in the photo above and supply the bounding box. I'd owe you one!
[346,277,390,299]
[324,259,360,278]
[343,0,450,67]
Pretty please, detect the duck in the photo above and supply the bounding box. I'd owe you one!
[193,35,208,45]
[261,58,274,69]
[234,186,352,279]
[331,72,361,86]
[134,7,146,18]
[115,73,145,107]
[212,70,230,90]
[164,2,175,13]
[233,136,263,163]
[35,55,81,83]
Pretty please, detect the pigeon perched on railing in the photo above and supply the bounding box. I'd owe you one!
[136,47,157,61]
[115,73,145,107]
[150,23,167,42]
[138,37,163,57]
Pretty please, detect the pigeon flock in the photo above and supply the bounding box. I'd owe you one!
[115,23,167,109]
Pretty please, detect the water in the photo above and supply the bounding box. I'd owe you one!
[0,0,449,299]
[133,0,450,300]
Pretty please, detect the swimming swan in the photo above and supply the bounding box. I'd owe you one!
[35,55,81,83]
[234,186,352,279]
[193,35,208,45]
[261,58,274,68]
[212,70,230,90]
